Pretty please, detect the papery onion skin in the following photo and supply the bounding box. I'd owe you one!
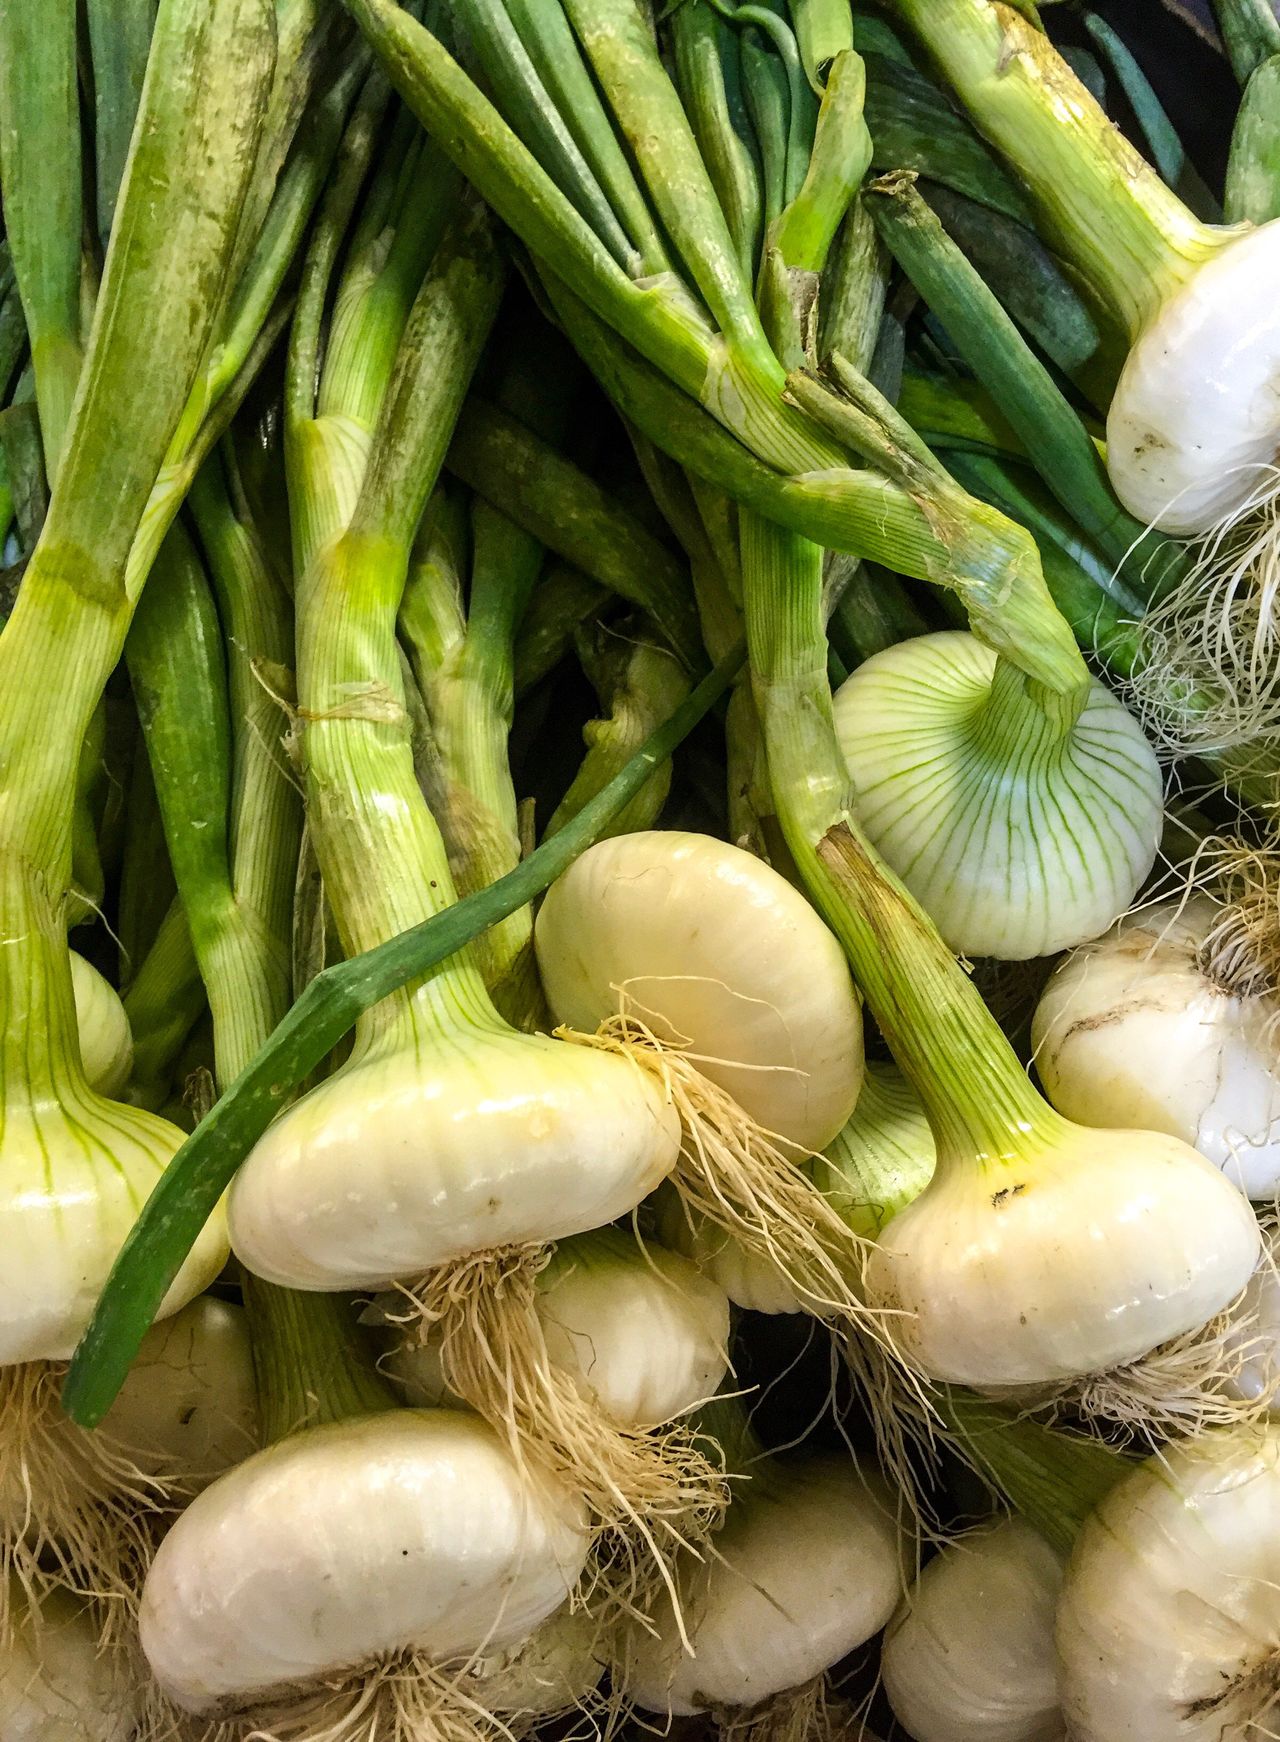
[139,1409,590,1713]
[833,633,1162,961]
[1107,222,1280,534]
[1057,1423,1280,1741]
[463,1601,608,1718]
[535,830,865,1153]
[864,1120,1261,1385]
[227,1030,680,1289]
[882,1518,1065,1742]
[624,1458,904,1716]
[1032,897,1280,1200]
[0,1579,136,1742]
[69,952,133,1099]
[100,1296,258,1491]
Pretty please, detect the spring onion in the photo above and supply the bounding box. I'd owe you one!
[0,1579,136,1742]
[68,952,134,1100]
[1032,892,1280,1199]
[881,1518,1065,1742]
[832,629,1162,960]
[884,0,1280,538]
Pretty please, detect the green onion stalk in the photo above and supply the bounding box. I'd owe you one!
[0,0,283,1633]
[741,509,1261,1430]
[340,0,1087,701]
[883,0,1280,546]
[215,119,730,1587]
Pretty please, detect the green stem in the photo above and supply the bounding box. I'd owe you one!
[1214,0,1280,85]
[123,900,207,1110]
[739,507,1062,1164]
[242,1271,396,1443]
[0,0,83,479]
[86,0,157,247]
[1226,57,1280,225]
[446,397,702,670]
[886,0,1219,339]
[62,642,744,1428]
[939,1390,1129,1557]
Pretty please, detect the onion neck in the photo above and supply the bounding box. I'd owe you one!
[296,522,503,1059]
[740,509,1062,1167]
[241,1269,396,1444]
[939,1390,1130,1558]
[888,0,1223,341]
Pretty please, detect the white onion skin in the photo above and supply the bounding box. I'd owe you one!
[384,1229,730,1428]
[140,1408,590,1714]
[0,1100,228,1364]
[0,1581,136,1742]
[100,1296,258,1490]
[881,1519,1065,1742]
[624,1458,904,1716]
[228,1030,680,1289]
[832,633,1162,962]
[1057,1423,1280,1740]
[864,1120,1262,1385]
[1107,221,1280,534]
[69,953,133,1099]
[534,830,865,1154]
[1032,897,1280,1200]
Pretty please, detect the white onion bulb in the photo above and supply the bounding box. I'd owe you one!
[140,1408,590,1714]
[100,1295,258,1490]
[813,1062,936,1240]
[383,1227,729,1428]
[228,1028,679,1289]
[69,952,133,1098]
[881,1518,1065,1742]
[624,1456,905,1716]
[0,1580,136,1742]
[1032,896,1280,1199]
[1057,1422,1280,1739]
[1107,221,1280,534]
[535,829,865,1153]
[832,633,1162,961]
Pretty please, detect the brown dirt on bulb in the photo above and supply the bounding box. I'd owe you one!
[707,1674,867,1742]
[137,1650,555,1742]
[0,1359,166,1647]
[389,1246,729,1631]
[559,1016,882,1332]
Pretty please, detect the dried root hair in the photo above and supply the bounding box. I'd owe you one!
[1129,464,1280,760]
[388,1245,729,1631]
[137,1644,603,1742]
[996,1243,1280,1453]
[0,1359,167,1645]
[559,1016,882,1333]
[708,1675,868,1742]
[1184,833,1280,1004]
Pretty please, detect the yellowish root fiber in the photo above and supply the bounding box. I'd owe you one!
[0,1359,165,1644]
[1130,464,1280,759]
[390,1246,729,1628]
[560,1018,879,1330]
[138,1651,555,1742]
[709,1674,867,1742]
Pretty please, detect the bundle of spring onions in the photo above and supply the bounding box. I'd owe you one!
[2,0,1280,1735]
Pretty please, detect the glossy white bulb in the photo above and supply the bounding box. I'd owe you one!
[1033,896,1280,1199]
[833,633,1162,960]
[69,953,133,1098]
[1058,1423,1280,1739]
[535,830,864,1153]
[882,1519,1065,1742]
[228,1028,679,1289]
[1107,221,1280,534]
[864,1120,1261,1385]
[140,1409,590,1714]
[0,1099,227,1364]
[625,1457,904,1716]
